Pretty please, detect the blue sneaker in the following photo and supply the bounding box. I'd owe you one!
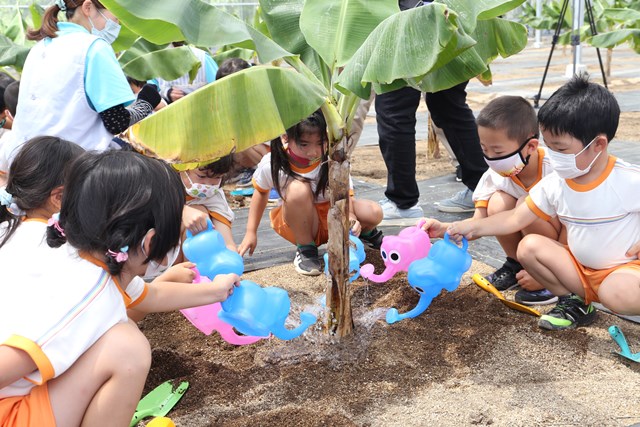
[379,198,423,226]
[515,289,558,306]
[436,188,474,213]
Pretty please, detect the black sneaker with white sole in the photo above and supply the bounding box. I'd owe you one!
[293,246,322,276]
[538,294,597,331]
[514,288,558,306]
[360,228,384,250]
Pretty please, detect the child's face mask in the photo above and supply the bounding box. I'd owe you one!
[141,230,181,278]
[547,136,601,179]
[483,137,534,178]
[182,172,220,199]
[89,9,121,45]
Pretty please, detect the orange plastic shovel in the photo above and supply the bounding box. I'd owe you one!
[472,274,541,317]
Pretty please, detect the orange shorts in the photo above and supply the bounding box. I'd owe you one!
[0,384,55,427]
[270,202,330,246]
[565,248,640,304]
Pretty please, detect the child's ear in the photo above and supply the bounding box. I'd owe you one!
[50,186,64,211]
[280,134,288,144]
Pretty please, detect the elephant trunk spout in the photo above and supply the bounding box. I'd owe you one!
[360,264,397,283]
[271,312,317,340]
[386,295,434,324]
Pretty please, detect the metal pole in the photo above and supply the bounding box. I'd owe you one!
[534,0,542,48]
[571,0,584,76]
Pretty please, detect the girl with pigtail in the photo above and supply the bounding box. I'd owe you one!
[239,109,384,276]
[1,0,162,174]
[0,151,239,426]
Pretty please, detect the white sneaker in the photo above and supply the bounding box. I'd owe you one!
[436,188,475,213]
[379,198,424,226]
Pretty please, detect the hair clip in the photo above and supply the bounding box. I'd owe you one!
[0,187,13,207]
[47,213,65,236]
[107,246,129,263]
[54,0,67,11]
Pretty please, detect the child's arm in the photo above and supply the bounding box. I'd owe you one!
[154,262,196,283]
[212,219,236,252]
[347,196,361,236]
[129,273,240,315]
[182,205,209,234]
[238,190,270,256]
[421,207,486,240]
[448,202,538,241]
[0,346,36,389]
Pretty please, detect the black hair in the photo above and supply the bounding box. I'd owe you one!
[198,153,234,179]
[216,58,251,80]
[476,95,538,143]
[3,81,19,116]
[126,76,147,90]
[46,151,185,276]
[270,109,329,200]
[1,136,84,248]
[538,74,619,146]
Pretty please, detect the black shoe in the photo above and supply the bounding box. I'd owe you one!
[293,246,322,276]
[515,288,559,306]
[538,294,597,331]
[455,165,462,182]
[360,228,384,250]
[485,257,523,291]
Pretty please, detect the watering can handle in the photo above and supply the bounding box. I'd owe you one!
[185,218,214,240]
[443,232,468,251]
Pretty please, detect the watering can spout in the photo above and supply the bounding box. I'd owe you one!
[271,312,317,340]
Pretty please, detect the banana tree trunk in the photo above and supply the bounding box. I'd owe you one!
[606,48,612,78]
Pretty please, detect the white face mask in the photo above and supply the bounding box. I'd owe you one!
[183,172,220,199]
[547,136,602,179]
[89,9,121,45]
[141,230,181,278]
[483,137,534,177]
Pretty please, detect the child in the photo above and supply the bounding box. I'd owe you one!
[431,75,640,331]
[179,154,237,251]
[471,96,562,305]
[0,151,238,425]
[238,110,384,276]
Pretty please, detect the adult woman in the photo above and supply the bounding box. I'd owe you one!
[2,0,161,172]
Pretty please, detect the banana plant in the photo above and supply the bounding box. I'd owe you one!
[102,0,527,338]
[0,4,33,73]
[591,6,640,54]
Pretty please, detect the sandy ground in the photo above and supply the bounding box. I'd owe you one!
[138,106,640,427]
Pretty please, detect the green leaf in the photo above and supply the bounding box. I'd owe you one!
[299,0,399,69]
[435,0,526,33]
[101,0,291,64]
[112,24,140,53]
[602,7,640,23]
[591,28,640,48]
[120,45,202,82]
[127,65,327,170]
[259,0,331,88]
[213,47,255,65]
[0,34,30,69]
[5,6,27,45]
[336,4,469,98]
[29,3,45,31]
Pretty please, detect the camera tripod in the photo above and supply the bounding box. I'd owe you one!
[532,0,608,108]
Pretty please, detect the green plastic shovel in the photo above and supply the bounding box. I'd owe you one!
[130,381,189,427]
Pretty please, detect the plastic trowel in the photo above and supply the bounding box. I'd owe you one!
[608,325,640,363]
[130,381,189,427]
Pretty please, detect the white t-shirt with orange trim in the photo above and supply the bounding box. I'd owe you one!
[526,155,640,270]
[0,221,145,398]
[252,152,353,203]
[473,147,553,208]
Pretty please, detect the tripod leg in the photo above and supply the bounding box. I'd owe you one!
[533,0,571,108]
[584,0,608,88]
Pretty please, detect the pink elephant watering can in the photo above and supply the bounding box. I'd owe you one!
[180,269,264,345]
[360,220,431,283]
[386,233,472,324]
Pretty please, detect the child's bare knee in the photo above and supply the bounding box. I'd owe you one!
[103,323,152,375]
[516,234,543,264]
[284,180,313,202]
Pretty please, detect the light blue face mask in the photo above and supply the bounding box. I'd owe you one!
[88,9,121,45]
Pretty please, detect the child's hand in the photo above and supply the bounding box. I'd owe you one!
[420,218,448,239]
[626,241,640,259]
[515,269,544,291]
[446,221,475,241]
[238,232,257,257]
[156,262,196,283]
[182,205,209,234]
[211,273,241,302]
[350,219,362,237]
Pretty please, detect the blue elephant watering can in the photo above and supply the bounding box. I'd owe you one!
[218,280,317,340]
[386,233,472,324]
[182,220,244,278]
[323,235,366,282]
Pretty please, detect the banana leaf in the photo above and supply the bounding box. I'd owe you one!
[0,34,30,70]
[118,41,202,82]
[259,0,331,89]
[213,47,255,66]
[101,0,291,64]
[29,3,45,32]
[299,0,399,70]
[127,65,327,170]
[4,6,27,46]
[591,28,640,53]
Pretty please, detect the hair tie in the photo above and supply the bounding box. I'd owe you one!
[54,0,67,11]
[47,213,65,236]
[107,246,129,263]
[0,187,13,207]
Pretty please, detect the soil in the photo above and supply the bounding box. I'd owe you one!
[139,81,640,425]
